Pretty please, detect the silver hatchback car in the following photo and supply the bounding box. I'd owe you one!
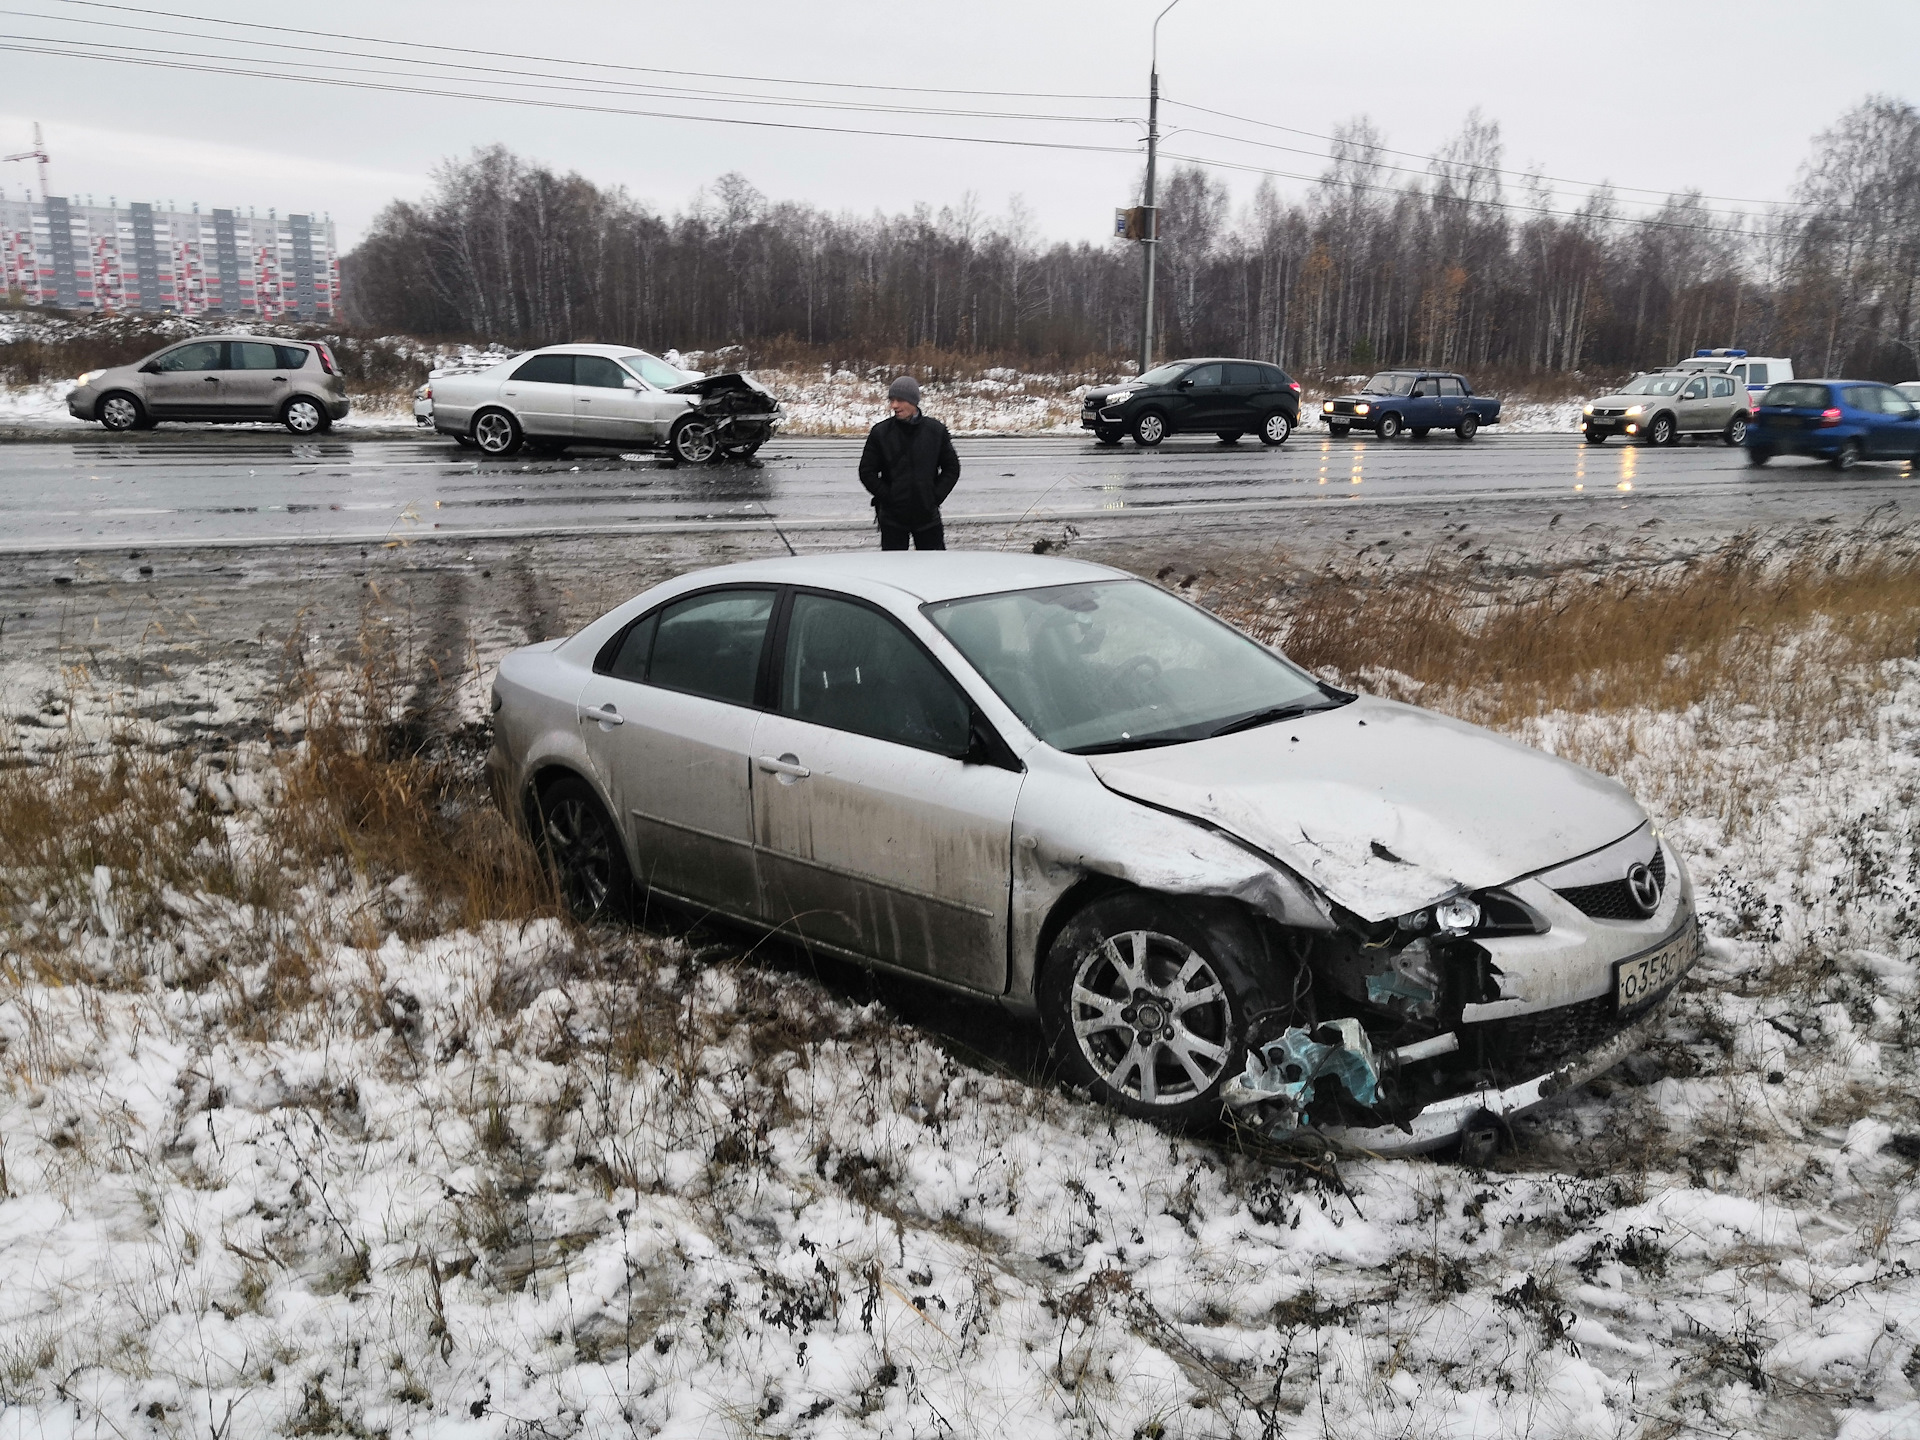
[68,335,350,434]
[489,553,1698,1153]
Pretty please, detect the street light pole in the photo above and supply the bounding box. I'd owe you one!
[1138,0,1183,376]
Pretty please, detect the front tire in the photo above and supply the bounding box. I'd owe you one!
[1584,428,1607,445]
[1455,415,1479,441]
[1647,414,1676,447]
[1376,413,1403,440]
[1259,410,1292,446]
[1832,439,1861,471]
[453,433,478,450]
[282,396,329,435]
[472,408,522,457]
[1215,431,1243,443]
[1093,426,1125,446]
[1038,891,1276,1127]
[98,391,145,432]
[536,775,633,923]
[1131,410,1167,447]
[669,414,720,464]
[1724,415,1749,446]
[1328,423,1351,438]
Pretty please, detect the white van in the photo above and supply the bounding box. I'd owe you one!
[1669,349,1793,411]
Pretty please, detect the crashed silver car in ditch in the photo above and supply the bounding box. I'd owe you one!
[488,553,1697,1153]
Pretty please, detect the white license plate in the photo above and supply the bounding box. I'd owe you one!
[1615,936,1689,1013]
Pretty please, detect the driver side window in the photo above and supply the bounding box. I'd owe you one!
[157,341,225,372]
[1682,377,1707,400]
[1413,377,1439,397]
[1182,364,1223,388]
[780,594,970,756]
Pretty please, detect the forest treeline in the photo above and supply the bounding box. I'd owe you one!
[342,95,1920,380]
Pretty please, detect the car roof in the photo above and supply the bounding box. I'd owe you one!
[670,551,1131,604]
[156,334,310,344]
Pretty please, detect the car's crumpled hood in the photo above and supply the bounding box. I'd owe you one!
[1087,695,1645,922]
[668,371,778,402]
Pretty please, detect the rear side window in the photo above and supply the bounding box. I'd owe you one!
[232,341,281,370]
[275,344,310,369]
[1766,382,1829,409]
[599,612,657,682]
[575,356,629,388]
[1709,375,1736,398]
[1225,363,1266,386]
[1438,377,1465,397]
[511,354,575,384]
[1262,365,1292,387]
[648,589,774,706]
[156,341,225,372]
[780,594,970,755]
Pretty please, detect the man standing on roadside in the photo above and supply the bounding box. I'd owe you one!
[859,376,960,551]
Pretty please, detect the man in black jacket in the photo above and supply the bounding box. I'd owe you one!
[858,376,960,550]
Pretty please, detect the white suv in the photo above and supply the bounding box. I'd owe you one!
[1670,349,1794,412]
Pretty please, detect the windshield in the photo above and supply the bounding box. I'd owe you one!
[1133,363,1186,386]
[622,352,695,388]
[927,579,1341,754]
[1617,373,1686,396]
[1360,372,1416,396]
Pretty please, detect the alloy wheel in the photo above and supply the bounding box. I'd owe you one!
[475,412,516,454]
[1068,929,1232,1106]
[100,395,139,431]
[1726,416,1748,446]
[542,794,616,919]
[672,417,719,464]
[1650,416,1674,446]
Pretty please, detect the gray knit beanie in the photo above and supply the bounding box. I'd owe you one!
[887,375,922,406]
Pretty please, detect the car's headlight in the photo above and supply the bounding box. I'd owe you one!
[1354,402,1371,415]
[1582,404,1594,416]
[1105,390,1134,405]
[76,369,105,387]
[1624,405,1644,417]
[1434,898,1481,934]
[1322,400,1335,413]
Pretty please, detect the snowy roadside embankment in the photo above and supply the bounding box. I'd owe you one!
[1,586,1917,1438]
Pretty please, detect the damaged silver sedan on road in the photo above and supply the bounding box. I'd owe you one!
[488,553,1697,1153]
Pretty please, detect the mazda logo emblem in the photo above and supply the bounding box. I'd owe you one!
[1625,861,1662,916]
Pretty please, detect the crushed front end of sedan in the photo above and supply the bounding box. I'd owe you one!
[664,372,784,464]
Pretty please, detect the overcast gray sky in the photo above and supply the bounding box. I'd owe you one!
[4,0,1917,247]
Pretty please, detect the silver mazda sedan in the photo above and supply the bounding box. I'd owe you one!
[489,553,1697,1152]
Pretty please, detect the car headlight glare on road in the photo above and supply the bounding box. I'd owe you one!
[77,369,105,386]
[1434,898,1481,934]
[1354,402,1371,415]
[1624,405,1644,417]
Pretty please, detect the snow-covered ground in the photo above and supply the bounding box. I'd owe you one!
[2,563,1915,1440]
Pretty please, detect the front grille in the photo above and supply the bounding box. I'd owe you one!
[1555,846,1665,919]
[1591,406,1625,418]
[1460,920,1699,1084]
[1330,400,1357,414]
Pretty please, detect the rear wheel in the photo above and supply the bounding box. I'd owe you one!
[1258,410,1292,446]
[98,391,144,432]
[473,408,522,456]
[1376,412,1403,440]
[535,775,633,923]
[1832,439,1861,471]
[1746,446,1773,466]
[1131,410,1167,447]
[1215,430,1243,443]
[1038,891,1280,1127]
[669,414,720,464]
[1647,414,1675,447]
[1455,415,1479,441]
[1093,426,1125,446]
[282,396,329,435]
[1724,414,1749,446]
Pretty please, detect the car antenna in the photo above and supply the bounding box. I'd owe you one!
[757,501,797,557]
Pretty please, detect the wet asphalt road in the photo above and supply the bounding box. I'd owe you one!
[2,427,1915,553]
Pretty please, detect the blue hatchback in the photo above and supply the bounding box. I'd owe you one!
[1746,380,1920,470]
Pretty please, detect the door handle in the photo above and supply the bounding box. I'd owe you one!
[756,754,811,779]
[203,376,220,382]
[273,376,287,383]
[587,702,624,728]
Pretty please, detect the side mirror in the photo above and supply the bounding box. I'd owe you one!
[624,377,643,390]
[140,362,161,375]
[962,712,1019,771]
[1177,378,1194,389]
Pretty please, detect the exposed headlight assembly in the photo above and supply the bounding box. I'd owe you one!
[1434,898,1482,935]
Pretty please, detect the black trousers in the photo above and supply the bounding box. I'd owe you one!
[878,514,945,551]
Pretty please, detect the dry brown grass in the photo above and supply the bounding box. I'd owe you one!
[1208,531,1920,738]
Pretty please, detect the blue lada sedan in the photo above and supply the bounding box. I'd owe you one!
[1747,380,1920,470]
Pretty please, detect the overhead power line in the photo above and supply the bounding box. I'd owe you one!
[36,0,1139,101]
[1163,95,1813,211]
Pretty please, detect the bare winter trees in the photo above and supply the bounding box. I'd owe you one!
[343,99,1920,382]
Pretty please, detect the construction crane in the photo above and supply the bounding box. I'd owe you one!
[4,122,51,199]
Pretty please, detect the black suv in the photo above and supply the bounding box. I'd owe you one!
[1082,358,1301,446]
